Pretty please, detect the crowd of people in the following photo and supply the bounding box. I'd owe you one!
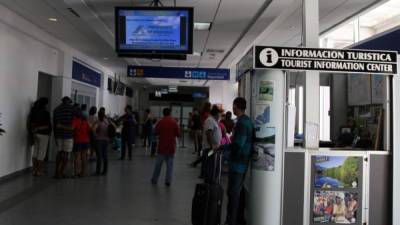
[28,95,254,225]
[187,98,254,225]
[29,96,140,178]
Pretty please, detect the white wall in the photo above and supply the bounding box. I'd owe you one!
[0,4,131,177]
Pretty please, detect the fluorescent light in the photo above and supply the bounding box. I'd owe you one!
[103,57,109,60]
[194,22,212,31]
[192,51,202,56]
[48,18,58,22]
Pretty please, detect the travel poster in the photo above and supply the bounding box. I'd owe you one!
[254,105,272,142]
[253,136,275,171]
[313,191,359,224]
[257,80,274,103]
[314,156,361,189]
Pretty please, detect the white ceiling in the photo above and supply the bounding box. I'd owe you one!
[0,0,385,87]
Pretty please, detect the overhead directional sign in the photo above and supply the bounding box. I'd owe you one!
[127,66,230,80]
[254,46,398,75]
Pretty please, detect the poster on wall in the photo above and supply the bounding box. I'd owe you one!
[254,104,271,141]
[348,74,371,106]
[313,190,359,224]
[252,131,275,171]
[371,75,386,104]
[314,156,361,189]
[257,80,274,103]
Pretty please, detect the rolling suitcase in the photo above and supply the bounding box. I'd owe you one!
[192,151,223,225]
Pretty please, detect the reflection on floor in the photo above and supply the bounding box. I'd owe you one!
[0,143,226,225]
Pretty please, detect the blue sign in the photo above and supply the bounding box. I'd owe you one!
[127,66,230,80]
[72,61,101,87]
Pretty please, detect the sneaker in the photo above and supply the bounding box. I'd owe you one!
[151,179,157,185]
[165,182,171,187]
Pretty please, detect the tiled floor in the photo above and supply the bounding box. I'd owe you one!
[0,144,223,225]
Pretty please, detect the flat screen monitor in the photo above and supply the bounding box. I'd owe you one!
[115,7,193,54]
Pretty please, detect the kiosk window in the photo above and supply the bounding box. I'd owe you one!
[286,72,391,150]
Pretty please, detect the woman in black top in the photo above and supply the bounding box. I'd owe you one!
[29,98,51,176]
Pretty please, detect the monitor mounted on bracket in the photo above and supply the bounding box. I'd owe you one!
[115,6,193,55]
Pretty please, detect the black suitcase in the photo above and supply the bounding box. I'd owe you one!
[192,152,223,225]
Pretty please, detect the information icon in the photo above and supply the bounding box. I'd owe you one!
[259,48,279,67]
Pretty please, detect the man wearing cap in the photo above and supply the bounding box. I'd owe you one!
[53,96,74,178]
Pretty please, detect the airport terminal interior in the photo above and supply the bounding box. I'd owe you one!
[0,0,400,225]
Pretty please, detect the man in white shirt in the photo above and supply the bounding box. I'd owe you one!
[201,105,222,183]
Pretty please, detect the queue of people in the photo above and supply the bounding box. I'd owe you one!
[188,98,254,225]
[28,96,142,178]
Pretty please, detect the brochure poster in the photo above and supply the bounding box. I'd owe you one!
[253,127,275,171]
[254,105,271,142]
[257,80,274,103]
[314,156,361,189]
[313,190,359,224]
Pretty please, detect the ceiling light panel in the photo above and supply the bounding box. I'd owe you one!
[194,22,212,31]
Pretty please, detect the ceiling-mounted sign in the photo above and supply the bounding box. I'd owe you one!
[254,46,398,75]
[127,66,230,80]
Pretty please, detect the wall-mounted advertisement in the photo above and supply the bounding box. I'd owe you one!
[252,128,275,171]
[254,104,271,142]
[313,190,359,224]
[257,80,274,103]
[314,156,361,189]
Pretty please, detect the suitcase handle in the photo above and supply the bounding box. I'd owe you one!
[209,150,222,184]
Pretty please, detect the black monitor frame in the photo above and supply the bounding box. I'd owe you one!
[115,6,194,55]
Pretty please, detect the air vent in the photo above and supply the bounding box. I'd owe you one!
[67,8,81,18]
[206,49,225,54]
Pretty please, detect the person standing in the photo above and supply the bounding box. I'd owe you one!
[151,108,180,186]
[222,111,235,135]
[92,108,110,175]
[150,118,158,157]
[87,106,98,160]
[202,105,223,183]
[189,103,211,168]
[191,108,202,155]
[53,96,74,179]
[118,105,137,160]
[29,98,51,177]
[142,109,152,147]
[225,97,254,225]
[72,109,91,177]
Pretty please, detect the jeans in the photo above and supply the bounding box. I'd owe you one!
[151,154,174,184]
[150,141,157,156]
[226,170,247,225]
[96,140,108,174]
[121,136,133,159]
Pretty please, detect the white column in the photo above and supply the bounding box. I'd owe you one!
[393,57,400,225]
[303,0,320,149]
[249,70,285,225]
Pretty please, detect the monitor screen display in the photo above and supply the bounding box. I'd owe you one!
[115,7,193,54]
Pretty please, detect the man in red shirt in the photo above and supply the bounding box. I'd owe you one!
[151,108,180,186]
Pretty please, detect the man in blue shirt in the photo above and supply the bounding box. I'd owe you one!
[225,97,254,225]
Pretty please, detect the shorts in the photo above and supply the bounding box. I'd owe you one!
[56,139,73,153]
[33,134,49,160]
[73,143,89,152]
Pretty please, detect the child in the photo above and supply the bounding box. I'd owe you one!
[72,110,91,177]
[150,118,158,157]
